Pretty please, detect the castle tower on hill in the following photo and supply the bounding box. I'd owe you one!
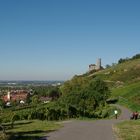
[89,58,102,71]
[96,58,101,70]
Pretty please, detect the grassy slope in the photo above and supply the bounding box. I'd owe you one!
[87,58,140,111]
[89,58,140,84]
[112,82,140,111]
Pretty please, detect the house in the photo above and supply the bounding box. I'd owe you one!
[2,90,28,103]
[89,58,103,71]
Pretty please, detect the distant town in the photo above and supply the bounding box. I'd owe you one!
[0,80,64,107]
[0,80,64,87]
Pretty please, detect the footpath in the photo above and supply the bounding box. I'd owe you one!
[41,104,131,140]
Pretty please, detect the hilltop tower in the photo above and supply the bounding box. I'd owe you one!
[96,58,101,70]
[89,58,102,71]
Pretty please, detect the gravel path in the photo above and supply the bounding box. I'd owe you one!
[41,105,131,140]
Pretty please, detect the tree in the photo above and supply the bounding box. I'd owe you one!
[11,114,19,128]
[31,95,41,105]
[0,98,5,107]
[112,63,117,66]
[26,93,31,104]
[48,88,61,100]
[57,75,111,119]
[132,54,140,60]
[105,64,111,68]
[87,78,110,105]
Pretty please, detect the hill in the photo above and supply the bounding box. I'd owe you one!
[59,55,140,118]
[87,57,140,111]
[112,82,140,111]
[88,58,140,86]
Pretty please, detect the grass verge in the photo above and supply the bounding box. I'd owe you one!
[114,120,140,140]
[2,120,61,140]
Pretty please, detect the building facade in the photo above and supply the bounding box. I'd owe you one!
[89,58,102,71]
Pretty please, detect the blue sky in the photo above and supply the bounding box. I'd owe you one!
[0,0,140,80]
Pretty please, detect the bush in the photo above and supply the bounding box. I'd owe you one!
[101,110,109,118]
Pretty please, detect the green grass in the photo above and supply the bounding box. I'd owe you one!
[111,82,140,111]
[89,58,140,84]
[114,120,140,140]
[3,120,61,140]
[112,81,140,140]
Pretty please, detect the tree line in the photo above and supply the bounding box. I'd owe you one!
[0,77,112,124]
[118,53,140,64]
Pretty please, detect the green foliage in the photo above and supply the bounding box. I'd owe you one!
[118,57,129,64]
[48,87,61,100]
[0,99,5,109]
[0,77,110,122]
[11,114,20,128]
[31,95,41,105]
[33,86,61,98]
[60,76,89,96]
[88,58,140,85]
[87,79,110,103]
[105,64,111,68]
[132,53,140,59]
[26,93,31,104]
[1,111,15,123]
[118,53,140,64]
[59,77,111,119]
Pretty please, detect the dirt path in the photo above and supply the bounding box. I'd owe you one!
[41,105,131,140]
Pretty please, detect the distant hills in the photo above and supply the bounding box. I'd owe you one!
[0,80,64,87]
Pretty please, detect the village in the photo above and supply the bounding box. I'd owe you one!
[0,87,54,107]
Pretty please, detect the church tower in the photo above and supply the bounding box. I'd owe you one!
[7,91,11,101]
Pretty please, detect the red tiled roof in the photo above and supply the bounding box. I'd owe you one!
[2,92,28,102]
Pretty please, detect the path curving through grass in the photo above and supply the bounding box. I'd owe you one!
[41,105,131,140]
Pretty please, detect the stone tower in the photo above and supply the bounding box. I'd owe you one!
[96,58,101,70]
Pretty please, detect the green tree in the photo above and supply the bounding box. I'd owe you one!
[31,95,41,105]
[48,87,61,100]
[132,53,140,60]
[0,99,4,109]
[26,93,31,104]
[11,114,19,128]
[88,79,110,105]
[105,64,111,68]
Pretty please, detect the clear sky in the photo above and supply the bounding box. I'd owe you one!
[0,0,140,81]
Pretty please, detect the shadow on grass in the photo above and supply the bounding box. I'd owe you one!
[6,130,53,140]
